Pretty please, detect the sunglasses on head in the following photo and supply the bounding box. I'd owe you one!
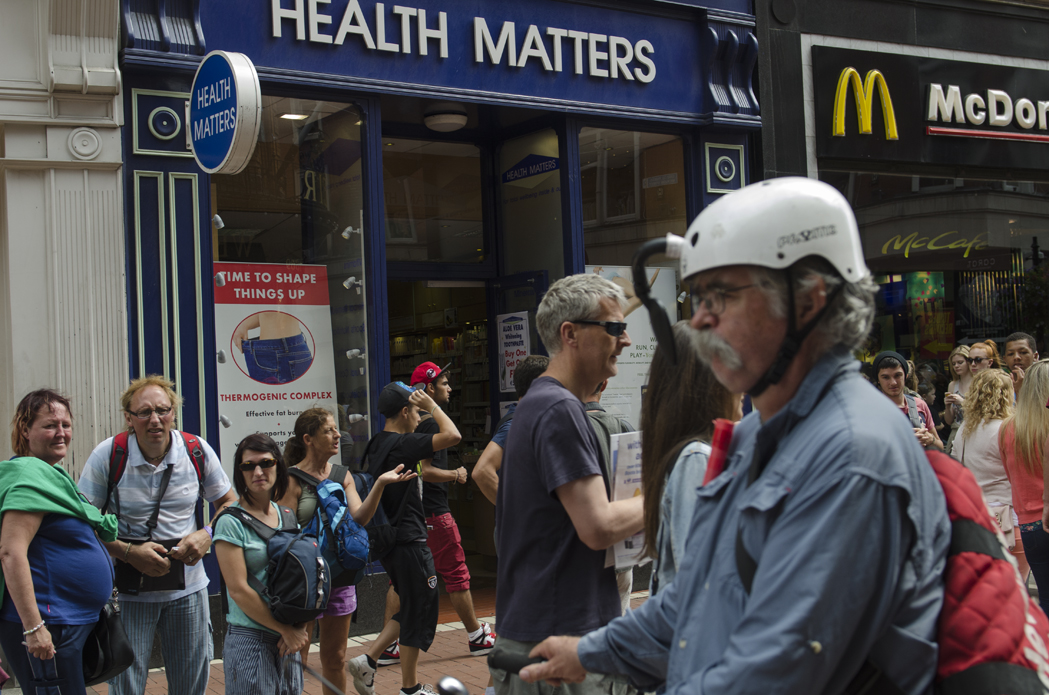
[237,458,277,472]
[570,320,628,337]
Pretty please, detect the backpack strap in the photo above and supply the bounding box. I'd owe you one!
[277,506,299,532]
[327,464,349,487]
[102,431,131,515]
[289,467,323,488]
[220,506,281,542]
[904,395,922,428]
[179,432,207,530]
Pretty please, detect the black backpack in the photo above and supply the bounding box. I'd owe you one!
[216,506,332,625]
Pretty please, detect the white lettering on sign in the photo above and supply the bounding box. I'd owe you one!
[192,107,238,141]
[474,18,655,83]
[269,1,653,83]
[928,83,1049,130]
[196,77,232,109]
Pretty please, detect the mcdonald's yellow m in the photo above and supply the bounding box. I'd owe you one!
[832,68,899,140]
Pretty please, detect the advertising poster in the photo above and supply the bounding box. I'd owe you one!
[496,312,530,393]
[214,261,339,477]
[585,265,678,424]
[607,431,648,569]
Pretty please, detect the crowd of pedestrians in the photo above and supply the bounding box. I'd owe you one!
[3,177,1049,695]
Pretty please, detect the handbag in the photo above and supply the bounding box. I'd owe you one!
[83,538,135,685]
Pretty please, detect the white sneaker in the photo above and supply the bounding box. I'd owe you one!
[401,685,439,695]
[348,654,376,695]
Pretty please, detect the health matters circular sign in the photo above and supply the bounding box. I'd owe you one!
[189,51,262,175]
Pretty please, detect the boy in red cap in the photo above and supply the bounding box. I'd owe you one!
[376,362,497,667]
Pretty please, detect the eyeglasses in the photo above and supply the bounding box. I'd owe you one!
[237,458,277,472]
[570,320,628,337]
[690,283,756,316]
[126,407,173,420]
[967,357,990,365]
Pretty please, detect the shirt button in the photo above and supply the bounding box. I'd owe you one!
[810,641,822,654]
[679,640,687,649]
[704,582,709,590]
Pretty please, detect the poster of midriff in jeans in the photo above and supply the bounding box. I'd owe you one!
[214,261,339,479]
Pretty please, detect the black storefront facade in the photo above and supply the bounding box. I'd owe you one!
[118,0,760,644]
[756,0,1049,371]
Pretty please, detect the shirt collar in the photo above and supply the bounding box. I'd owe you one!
[759,347,857,437]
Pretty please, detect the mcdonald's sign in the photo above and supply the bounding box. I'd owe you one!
[832,67,898,140]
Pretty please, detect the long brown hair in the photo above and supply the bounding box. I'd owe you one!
[284,407,333,465]
[640,322,737,557]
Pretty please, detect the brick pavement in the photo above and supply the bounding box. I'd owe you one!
[75,590,649,695]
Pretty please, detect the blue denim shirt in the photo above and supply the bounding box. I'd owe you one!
[579,348,950,695]
[651,441,711,595]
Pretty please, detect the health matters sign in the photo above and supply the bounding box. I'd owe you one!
[813,46,1049,171]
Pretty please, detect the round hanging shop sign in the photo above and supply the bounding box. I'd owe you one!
[189,51,261,175]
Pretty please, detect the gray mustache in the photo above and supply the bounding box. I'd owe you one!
[693,330,743,371]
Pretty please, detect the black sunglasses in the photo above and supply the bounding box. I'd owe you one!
[570,320,628,337]
[237,458,277,472]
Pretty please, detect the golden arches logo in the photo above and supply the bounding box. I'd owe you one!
[832,67,898,140]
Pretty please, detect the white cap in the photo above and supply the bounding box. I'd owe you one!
[680,177,869,283]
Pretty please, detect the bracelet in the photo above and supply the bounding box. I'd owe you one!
[430,405,439,415]
[22,621,45,636]
[204,525,213,539]
[123,542,133,561]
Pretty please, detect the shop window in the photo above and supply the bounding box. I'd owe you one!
[212,96,371,470]
[500,129,564,279]
[382,139,484,263]
[820,171,1047,367]
[579,128,687,269]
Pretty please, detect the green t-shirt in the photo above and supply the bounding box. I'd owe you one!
[214,501,285,635]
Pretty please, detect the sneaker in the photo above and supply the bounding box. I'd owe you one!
[378,640,400,666]
[468,622,497,655]
[401,685,439,695]
[347,654,376,695]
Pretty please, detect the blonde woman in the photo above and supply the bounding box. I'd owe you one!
[1000,360,1049,612]
[943,345,971,455]
[954,369,1027,578]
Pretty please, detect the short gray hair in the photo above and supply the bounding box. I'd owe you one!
[751,258,877,355]
[537,274,626,355]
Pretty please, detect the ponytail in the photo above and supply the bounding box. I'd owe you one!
[284,435,307,466]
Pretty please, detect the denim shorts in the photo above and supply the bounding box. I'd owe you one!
[242,334,313,385]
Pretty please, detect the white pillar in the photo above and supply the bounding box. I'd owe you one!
[0,0,128,477]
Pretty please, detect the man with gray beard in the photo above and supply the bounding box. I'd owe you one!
[519,178,951,695]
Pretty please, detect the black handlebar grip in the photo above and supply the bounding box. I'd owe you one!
[487,651,545,674]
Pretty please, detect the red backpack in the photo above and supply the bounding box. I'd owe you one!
[726,419,1049,693]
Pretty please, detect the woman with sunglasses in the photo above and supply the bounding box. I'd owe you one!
[968,340,1004,376]
[943,345,971,455]
[280,408,415,695]
[214,434,305,695]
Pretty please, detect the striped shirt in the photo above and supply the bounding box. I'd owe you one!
[79,430,232,603]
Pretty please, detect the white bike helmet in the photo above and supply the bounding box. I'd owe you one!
[640,177,869,396]
[679,176,869,284]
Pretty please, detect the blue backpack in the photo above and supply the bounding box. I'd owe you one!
[289,467,370,576]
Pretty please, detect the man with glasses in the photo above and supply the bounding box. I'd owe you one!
[79,375,235,695]
[489,273,644,695]
[520,178,950,695]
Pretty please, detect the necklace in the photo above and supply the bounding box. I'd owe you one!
[143,442,171,464]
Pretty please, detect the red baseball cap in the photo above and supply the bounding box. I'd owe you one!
[410,361,450,387]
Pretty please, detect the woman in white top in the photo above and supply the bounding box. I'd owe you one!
[954,369,1028,577]
[943,345,971,455]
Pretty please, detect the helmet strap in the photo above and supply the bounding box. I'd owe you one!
[747,274,844,398]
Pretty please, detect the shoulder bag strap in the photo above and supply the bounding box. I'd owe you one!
[288,467,323,488]
[144,464,175,537]
[179,432,207,529]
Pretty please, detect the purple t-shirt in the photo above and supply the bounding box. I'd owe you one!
[495,377,620,641]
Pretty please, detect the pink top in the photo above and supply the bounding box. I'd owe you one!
[999,422,1044,525]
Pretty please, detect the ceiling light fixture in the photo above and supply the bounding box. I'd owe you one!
[280,113,309,120]
[424,101,468,132]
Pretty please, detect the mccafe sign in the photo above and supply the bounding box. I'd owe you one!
[814,46,1049,170]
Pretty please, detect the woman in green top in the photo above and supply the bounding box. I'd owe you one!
[214,434,307,695]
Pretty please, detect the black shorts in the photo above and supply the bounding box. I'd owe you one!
[380,542,439,651]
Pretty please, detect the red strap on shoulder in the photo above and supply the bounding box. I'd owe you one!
[179,432,206,484]
[109,431,131,483]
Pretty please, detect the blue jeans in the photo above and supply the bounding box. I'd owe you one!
[242,334,313,385]
[109,588,212,695]
[0,621,94,695]
[1021,521,1049,615]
